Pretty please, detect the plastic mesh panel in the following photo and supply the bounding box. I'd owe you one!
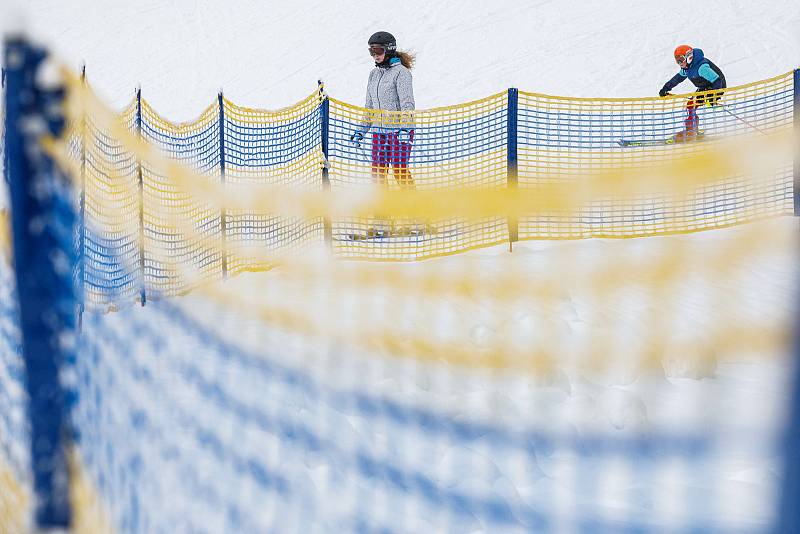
[328,94,509,260]
[140,99,224,298]
[74,74,796,311]
[68,217,798,533]
[13,64,797,532]
[82,101,143,309]
[222,94,325,275]
[517,73,794,238]
[0,239,31,531]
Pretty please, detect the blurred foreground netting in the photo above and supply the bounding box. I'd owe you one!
[2,39,800,533]
[0,230,30,534]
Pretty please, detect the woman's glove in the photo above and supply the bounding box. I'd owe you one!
[350,130,365,147]
[396,128,412,144]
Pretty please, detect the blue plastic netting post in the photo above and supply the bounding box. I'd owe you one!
[4,36,74,528]
[78,65,86,328]
[776,67,800,534]
[507,87,519,245]
[778,297,800,532]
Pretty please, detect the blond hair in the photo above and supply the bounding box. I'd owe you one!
[396,51,416,70]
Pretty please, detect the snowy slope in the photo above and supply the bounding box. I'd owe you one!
[1,1,799,532]
[1,0,798,119]
[1,0,797,209]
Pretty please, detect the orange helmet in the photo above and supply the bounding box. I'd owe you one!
[674,45,693,66]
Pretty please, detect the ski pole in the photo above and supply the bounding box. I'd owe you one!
[719,104,768,136]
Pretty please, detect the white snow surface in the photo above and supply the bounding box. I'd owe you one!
[1,0,798,119]
[1,0,799,532]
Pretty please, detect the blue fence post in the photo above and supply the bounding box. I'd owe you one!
[2,66,6,191]
[218,91,228,278]
[4,36,75,528]
[2,66,7,185]
[319,80,332,246]
[773,67,800,534]
[778,299,800,532]
[135,87,146,305]
[794,69,799,216]
[78,64,86,328]
[507,88,519,250]
[780,68,800,532]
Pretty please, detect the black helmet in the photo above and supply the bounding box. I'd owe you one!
[368,31,397,52]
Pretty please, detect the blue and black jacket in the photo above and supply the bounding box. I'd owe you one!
[659,48,726,97]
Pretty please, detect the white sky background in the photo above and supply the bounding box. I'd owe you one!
[1,0,798,120]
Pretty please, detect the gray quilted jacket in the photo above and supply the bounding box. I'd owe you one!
[361,60,415,132]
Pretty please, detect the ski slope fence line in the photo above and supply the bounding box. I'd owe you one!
[58,61,797,311]
[2,37,800,533]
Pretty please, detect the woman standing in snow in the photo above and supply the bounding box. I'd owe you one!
[350,31,416,191]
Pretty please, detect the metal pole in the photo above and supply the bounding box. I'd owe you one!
[218,91,228,278]
[794,69,800,216]
[720,104,768,136]
[136,87,146,305]
[319,80,332,247]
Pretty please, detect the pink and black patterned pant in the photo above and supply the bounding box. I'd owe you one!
[371,130,415,189]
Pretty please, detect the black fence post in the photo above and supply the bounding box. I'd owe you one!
[218,91,228,278]
[794,69,799,216]
[135,87,146,305]
[319,81,332,247]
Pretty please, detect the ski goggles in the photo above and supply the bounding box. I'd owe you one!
[675,52,692,65]
[368,46,387,56]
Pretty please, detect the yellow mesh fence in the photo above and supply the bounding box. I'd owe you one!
[0,220,30,534]
[0,210,9,258]
[11,62,798,533]
[518,72,795,238]
[47,66,795,312]
[0,459,29,534]
[221,94,326,275]
[41,65,797,366]
[139,98,224,297]
[328,93,510,260]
